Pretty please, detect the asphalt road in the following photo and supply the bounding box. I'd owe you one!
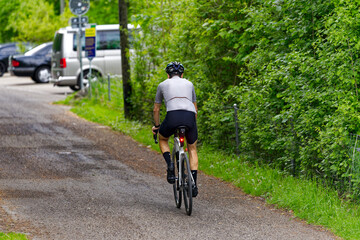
[0,74,337,240]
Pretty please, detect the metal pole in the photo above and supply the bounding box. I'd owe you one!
[60,0,64,14]
[89,59,92,98]
[78,15,84,93]
[108,74,111,101]
[234,104,239,155]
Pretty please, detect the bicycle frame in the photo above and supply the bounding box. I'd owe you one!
[153,127,194,215]
[173,135,183,187]
[173,132,194,190]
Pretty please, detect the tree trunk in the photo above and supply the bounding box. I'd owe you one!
[118,0,132,118]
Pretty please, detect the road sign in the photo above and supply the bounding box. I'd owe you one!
[69,0,90,93]
[70,16,88,28]
[69,0,90,16]
[85,25,96,59]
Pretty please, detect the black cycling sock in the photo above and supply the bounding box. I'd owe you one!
[163,152,171,167]
[191,170,197,185]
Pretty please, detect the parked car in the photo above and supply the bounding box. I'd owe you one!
[0,43,33,77]
[51,24,136,91]
[8,42,53,83]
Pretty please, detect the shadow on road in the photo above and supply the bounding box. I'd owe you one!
[9,82,39,87]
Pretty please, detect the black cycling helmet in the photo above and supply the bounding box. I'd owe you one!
[165,61,185,76]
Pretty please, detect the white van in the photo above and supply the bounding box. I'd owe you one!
[51,24,134,91]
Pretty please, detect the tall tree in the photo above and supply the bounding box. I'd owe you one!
[118,0,132,118]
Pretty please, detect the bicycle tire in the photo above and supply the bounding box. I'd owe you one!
[182,153,192,216]
[172,148,182,208]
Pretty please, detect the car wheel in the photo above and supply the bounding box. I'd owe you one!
[70,85,80,91]
[34,66,51,83]
[77,69,101,89]
[0,62,6,77]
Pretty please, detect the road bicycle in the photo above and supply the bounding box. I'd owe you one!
[154,126,194,216]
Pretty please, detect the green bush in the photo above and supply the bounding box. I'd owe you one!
[127,0,360,200]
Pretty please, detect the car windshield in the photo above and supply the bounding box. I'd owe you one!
[24,43,49,56]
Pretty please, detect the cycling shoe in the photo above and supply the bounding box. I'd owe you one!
[192,184,198,197]
[167,162,175,184]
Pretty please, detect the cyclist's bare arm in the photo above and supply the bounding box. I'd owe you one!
[152,103,161,134]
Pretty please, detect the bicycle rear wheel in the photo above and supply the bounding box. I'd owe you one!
[182,153,192,216]
[172,148,182,208]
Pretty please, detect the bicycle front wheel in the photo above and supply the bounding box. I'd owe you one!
[172,148,182,208]
[182,153,192,216]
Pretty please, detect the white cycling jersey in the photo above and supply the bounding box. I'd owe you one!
[155,76,197,113]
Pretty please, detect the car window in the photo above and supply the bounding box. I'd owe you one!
[97,30,120,50]
[37,44,52,56]
[73,29,134,51]
[73,33,85,51]
[24,43,50,56]
[53,33,63,52]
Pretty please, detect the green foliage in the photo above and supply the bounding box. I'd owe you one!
[87,0,119,24]
[0,0,72,43]
[128,0,360,200]
[0,0,20,42]
[0,0,118,44]
[0,232,28,240]
[7,0,72,43]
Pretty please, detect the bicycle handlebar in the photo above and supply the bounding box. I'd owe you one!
[153,132,158,144]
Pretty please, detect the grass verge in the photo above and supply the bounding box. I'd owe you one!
[56,89,360,240]
[0,233,28,240]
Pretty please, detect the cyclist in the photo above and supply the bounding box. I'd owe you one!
[152,61,199,197]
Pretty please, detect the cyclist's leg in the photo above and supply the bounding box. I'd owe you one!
[186,117,199,197]
[159,134,170,153]
[184,112,198,171]
[187,141,198,170]
[158,113,172,166]
[187,142,199,197]
[159,133,175,183]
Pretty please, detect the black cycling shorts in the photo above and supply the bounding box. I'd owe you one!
[159,110,198,144]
